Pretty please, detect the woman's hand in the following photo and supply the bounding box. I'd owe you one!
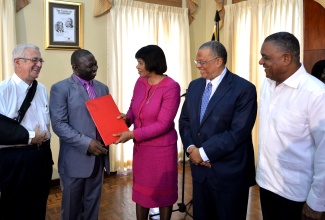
[117,113,130,127]
[113,131,134,144]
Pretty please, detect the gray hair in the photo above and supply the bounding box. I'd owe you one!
[12,43,40,65]
[199,41,227,65]
[264,32,300,63]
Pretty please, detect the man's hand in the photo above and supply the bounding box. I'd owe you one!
[87,139,108,156]
[200,161,212,168]
[30,124,47,145]
[302,203,324,220]
[187,146,203,165]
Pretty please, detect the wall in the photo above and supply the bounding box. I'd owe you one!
[189,0,216,79]
[189,0,232,79]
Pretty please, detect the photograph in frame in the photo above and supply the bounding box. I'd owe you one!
[45,0,83,50]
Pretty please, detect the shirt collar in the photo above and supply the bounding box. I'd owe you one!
[74,74,93,86]
[12,73,32,93]
[206,67,227,87]
[267,65,307,89]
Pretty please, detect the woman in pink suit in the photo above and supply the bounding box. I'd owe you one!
[114,45,181,220]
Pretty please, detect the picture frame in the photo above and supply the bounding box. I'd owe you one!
[45,0,83,50]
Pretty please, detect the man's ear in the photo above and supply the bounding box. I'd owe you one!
[216,57,224,68]
[283,53,292,65]
[72,65,78,71]
[13,58,20,65]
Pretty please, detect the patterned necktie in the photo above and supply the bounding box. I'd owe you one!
[85,81,102,142]
[85,81,96,99]
[200,82,212,123]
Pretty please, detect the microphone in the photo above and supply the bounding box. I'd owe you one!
[181,89,188,98]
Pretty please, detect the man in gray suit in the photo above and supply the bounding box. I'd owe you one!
[50,49,110,220]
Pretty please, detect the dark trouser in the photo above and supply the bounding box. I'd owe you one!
[260,187,305,220]
[0,142,53,220]
[192,169,250,220]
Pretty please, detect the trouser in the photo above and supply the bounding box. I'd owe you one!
[0,141,53,220]
[60,156,104,220]
[260,187,305,220]
[192,169,250,220]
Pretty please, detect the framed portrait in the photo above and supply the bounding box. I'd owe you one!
[45,0,83,50]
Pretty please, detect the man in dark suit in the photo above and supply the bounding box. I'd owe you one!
[50,49,110,220]
[179,41,257,220]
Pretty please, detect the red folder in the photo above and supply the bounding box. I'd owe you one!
[85,94,129,146]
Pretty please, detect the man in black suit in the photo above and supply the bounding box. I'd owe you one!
[179,41,257,220]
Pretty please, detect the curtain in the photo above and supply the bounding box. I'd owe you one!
[0,0,16,81]
[221,0,303,163]
[107,0,191,174]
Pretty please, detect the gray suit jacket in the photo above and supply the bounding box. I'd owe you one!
[50,74,110,178]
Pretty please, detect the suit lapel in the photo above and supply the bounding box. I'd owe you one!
[196,79,207,126]
[93,80,103,97]
[200,71,232,125]
[70,74,89,101]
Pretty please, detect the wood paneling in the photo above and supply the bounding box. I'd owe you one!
[304,0,325,72]
[304,50,325,74]
[135,0,182,7]
[232,0,246,3]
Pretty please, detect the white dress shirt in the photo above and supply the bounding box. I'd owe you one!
[256,65,325,212]
[0,73,50,148]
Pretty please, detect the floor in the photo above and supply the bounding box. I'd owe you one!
[46,162,262,220]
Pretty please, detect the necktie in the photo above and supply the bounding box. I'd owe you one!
[85,81,102,142]
[200,82,212,123]
[85,81,96,99]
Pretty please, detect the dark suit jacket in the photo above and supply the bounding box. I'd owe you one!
[179,70,257,191]
[0,114,28,145]
[50,74,110,178]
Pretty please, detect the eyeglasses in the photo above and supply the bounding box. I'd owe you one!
[194,57,218,66]
[18,57,45,64]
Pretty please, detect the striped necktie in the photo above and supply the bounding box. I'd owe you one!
[85,81,96,99]
[200,82,212,123]
[85,81,102,142]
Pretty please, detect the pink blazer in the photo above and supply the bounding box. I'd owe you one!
[126,76,180,146]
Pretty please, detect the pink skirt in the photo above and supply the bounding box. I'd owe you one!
[132,142,178,208]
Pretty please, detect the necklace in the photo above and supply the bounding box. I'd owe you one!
[146,85,157,104]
